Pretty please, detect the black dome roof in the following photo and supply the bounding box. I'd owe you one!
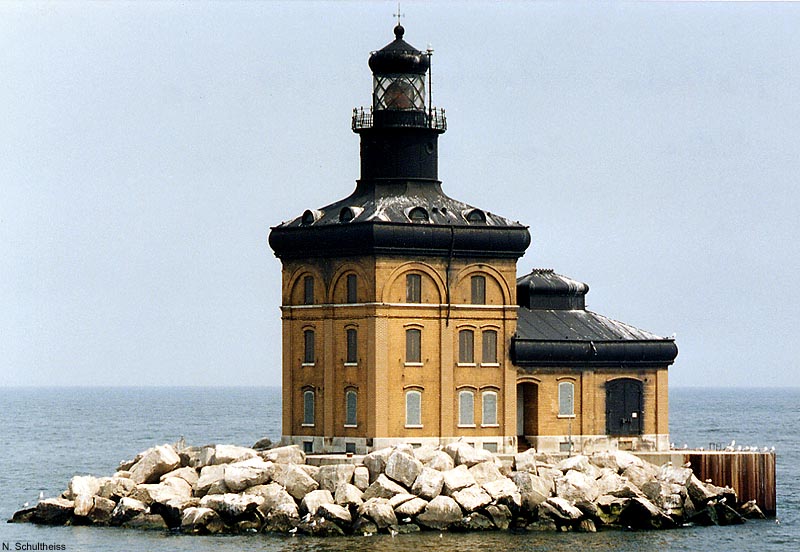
[368,25,430,75]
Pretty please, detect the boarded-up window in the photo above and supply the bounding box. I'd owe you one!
[303,390,315,425]
[406,329,421,363]
[345,390,357,426]
[406,390,422,426]
[346,274,357,303]
[406,274,422,303]
[471,275,486,304]
[559,381,575,416]
[303,330,315,364]
[459,390,474,426]
[482,330,497,363]
[346,328,358,364]
[459,329,474,363]
[482,391,498,425]
[303,276,314,305]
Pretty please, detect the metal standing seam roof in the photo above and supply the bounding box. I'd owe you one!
[515,307,668,342]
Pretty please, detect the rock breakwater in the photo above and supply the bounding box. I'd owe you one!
[9,439,765,535]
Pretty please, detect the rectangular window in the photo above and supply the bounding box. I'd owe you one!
[406,274,421,303]
[458,329,474,364]
[303,441,313,453]
[346,274,357,303]
[406,391,422,427]
[558,381,575,417]
[346,328,358,364]
[459,391,474,426]
[345,442,356,454]
[345,390,357,426]
[303,390,315,426]
[303,276,314,305]
[303,330,315,364]
[483,443,498,453]
[482,330,497,364]
[471,275,486,304]
[405,328,421,364]
[482,391,498,425]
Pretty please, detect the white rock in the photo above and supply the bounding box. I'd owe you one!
[224,459,274,492]
[271,464,319,500]
[358,497,397,528]
[261,445,306,465]
[318,502,352,525]
[212,444,258,465]
[314,464,355,492]
[246,482,298,517]
[362,473,407,500]
[111,497,147,524]
[385,450,423,487]
[195,465,226,496]
[160,467,199,487]
[451,485,492,512]
[395,496,428,516]
[411,467,444,500]
[388,493,416,509]
[73,494,94,517]
[97,476,136,500]
[555,469,600,503]
[424,450,455,472]
[129,445,181,485]
[612,450,645,472]
[199,493,264,518]
[300,489,334,516]
[542,497,583,520]
[416,495,463,530]
[181,507,224,534]
[353,466,370,491]
[469,461,504,485]
[334,482,364,507]
[556,455,600,479]
[412,445,441,464]
[66,475,101,500]
[363,448,393,482]
[442,464,477,495]
[514,449,538,473]
[482,477,521,506]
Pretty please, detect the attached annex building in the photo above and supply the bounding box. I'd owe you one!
[268,25,678,455]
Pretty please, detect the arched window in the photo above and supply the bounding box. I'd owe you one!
[558,381,575,417]
[346,328,358,364]
[458,329,474,364]
[482,391,498,426]
[405,390,422,427]
[408,207,429,222]
[303,330,315,364]
[471,275,486,304]
[303,390,315,426]
[466,209,486,224]
[406,274,422,303]
[406,328,421,364]
[345,390,357,427]
[482,330,497,364]
[458,390,475,426]
[303,276,314,305]
[346,274,358,303]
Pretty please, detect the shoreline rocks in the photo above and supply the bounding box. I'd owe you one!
[8,439,765,536]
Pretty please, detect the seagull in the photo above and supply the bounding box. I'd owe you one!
[682,444,689,450]
[38,491,44,500]
[363,532,373,537]
[289,527,298,534]
[402,517,411,523]
[22,502,29,508]
[390,528,398,537]
[683,461,691,468]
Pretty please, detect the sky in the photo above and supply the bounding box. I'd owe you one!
[2,1,799,388]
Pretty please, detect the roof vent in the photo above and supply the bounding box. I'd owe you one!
[465,209,486,224]
[339,207,355,223]
[301,209,322,225]
[408,206,429,222]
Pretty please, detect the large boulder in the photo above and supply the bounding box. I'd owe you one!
[536,466,563,492]
[318,502,352,525]
[469,461,504,485]
[363,448,393,482]
[110,497,147,525]
[555,469,601,503]
[511,471,552,497]
[485,504,512,530]
[424,450,456,472]
[482,477,521,507]
[451,485,492,512]
[416,495,463,530]
[686,474,719,505]
[212,444,258,465]
[271,464,319,500]
[246,482,299,518]
[32,498,74,525]
[224,458,274,492]
[181,507,225,534]
[130,482,189,505]
[260,445,305,465]
[395,496,428,517]
[334,482,364,507]
[252,437,273,451]
[300,489,334,516]
[540,497,583,523]
[199,493,265,520]
[659,464,693,487]
[129,445,181,484]
[97,476,136,500]
[358,497,397,528]
[513,449,538,474]
[195,465,227,496]
[149,497,198,529]
[412,445,442,464]
[622,464,659,490]
[446,442,494,467]
[353,466,370,491]
[315,464,356,492]
[618,497,676,530]
[385,450,423,488]
[160,467,199,487]
[611,451,646,472]
[442,465,477,495]
[595,469,642,499]
[66,475,102,499]
[556,455,600,479]
[363,473,407,500]
[411,467,444,500]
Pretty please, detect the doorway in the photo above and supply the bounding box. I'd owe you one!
[605,378,643,435]
[516,382,539,450]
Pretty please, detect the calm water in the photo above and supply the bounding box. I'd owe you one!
[1,387,797,551]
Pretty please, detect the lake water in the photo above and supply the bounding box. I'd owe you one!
[1,386,797,551]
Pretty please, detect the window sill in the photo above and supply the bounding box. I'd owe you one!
[480,363,500,367]
[301,363,315,367]
[457,363,476,367]
[301,423,315,427]
[344,424,357,428]
[404,362,423,367]
[481,423,500,428]
[343,362,358,367]
[405,424,423,429]
[457,424,476,428]
[557,414,576,419]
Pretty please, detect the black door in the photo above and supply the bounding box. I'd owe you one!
[606,378,643,435]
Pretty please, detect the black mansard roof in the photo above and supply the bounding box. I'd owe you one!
[512,269,678,368]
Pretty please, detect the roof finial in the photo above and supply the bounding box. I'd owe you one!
[394,2,404,26]
[393,2,405,39]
